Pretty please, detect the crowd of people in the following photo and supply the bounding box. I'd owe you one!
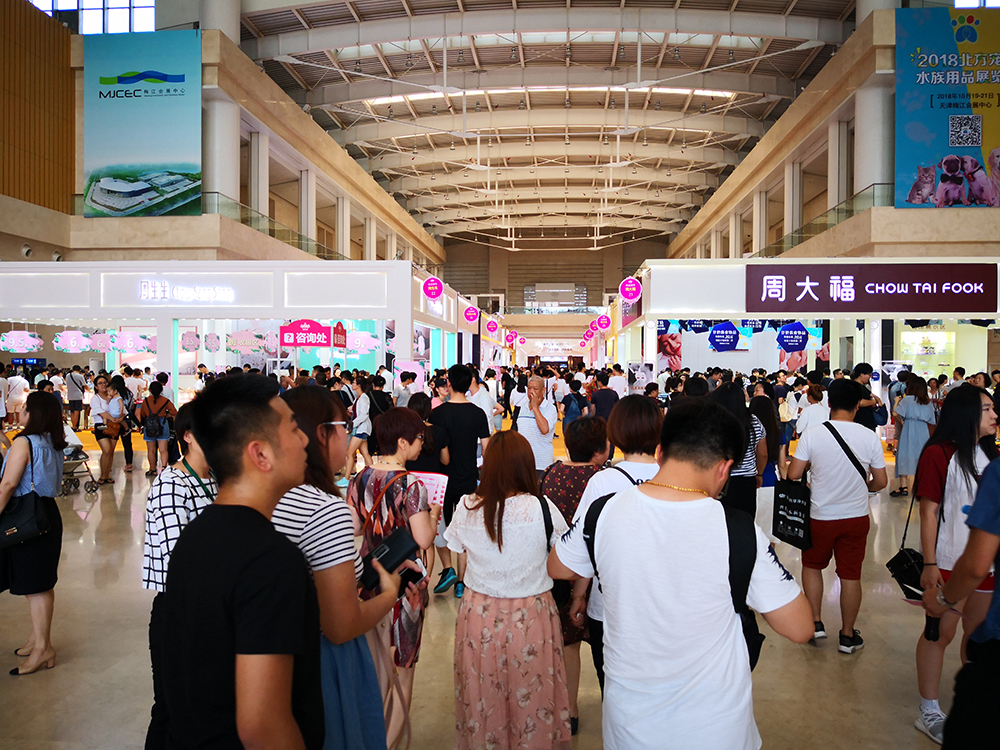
[1,355,999,749]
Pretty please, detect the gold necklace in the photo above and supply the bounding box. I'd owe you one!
[644,480,709,496]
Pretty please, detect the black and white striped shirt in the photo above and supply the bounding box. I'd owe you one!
[733,414,767,477]
[272,484,362,578]
[142,466,217,592]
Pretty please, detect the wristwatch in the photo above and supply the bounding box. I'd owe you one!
[936,589,956,609]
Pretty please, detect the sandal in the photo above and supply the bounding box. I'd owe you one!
[889,488,909,497]
[99,478,114,485]
[145,469,157,477]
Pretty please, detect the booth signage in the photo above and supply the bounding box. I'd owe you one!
[505,332,516,345]
[708,322,742,352]
[281,319,332,347]
[422,277,444,300]
[518,337,526,345]
[580,342,587,348]
[463,306,480,323]
[596,315,612,330]
[0,331,43,353]
[332,322,347,349]
[589,320,599,332]
[486,320,498,334]
[894,8,1000,209]
[53,331,91,354]
[742,319,767,333]
[619,277,643,303]
[112,331,150,354]
[584,329,594,340]
[84,31,202,218]
[776,322,811,353]
[747,263,998,314]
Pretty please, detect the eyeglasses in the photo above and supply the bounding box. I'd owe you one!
[321,419,354,434]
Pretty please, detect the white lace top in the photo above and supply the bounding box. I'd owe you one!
[444,492,568,599]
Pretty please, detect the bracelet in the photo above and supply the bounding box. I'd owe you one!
[924,563,937,567]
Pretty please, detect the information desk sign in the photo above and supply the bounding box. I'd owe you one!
[747,263,998,314]
[280,319,333,347]
[332,322,347,349]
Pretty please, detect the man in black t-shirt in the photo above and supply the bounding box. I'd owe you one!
[161,375,323,748]
[430,364,490,598]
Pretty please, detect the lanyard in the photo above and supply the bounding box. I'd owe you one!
[182,458,216,503]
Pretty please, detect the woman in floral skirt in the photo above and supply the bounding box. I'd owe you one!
[445,430,572,750]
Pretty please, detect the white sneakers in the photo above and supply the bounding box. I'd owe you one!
[915,706,947,745]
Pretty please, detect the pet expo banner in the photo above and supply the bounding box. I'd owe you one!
[895,8,1000,208]
[84,31,202,218]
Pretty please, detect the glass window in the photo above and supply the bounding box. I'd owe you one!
[56,0,79,10]
[107,0,129,7]
[80,8,103,33]
[106,7,130,33]
[31,0,54,12]
[132,7,155,32]
[134,0,156,6]
[82,0,104,9]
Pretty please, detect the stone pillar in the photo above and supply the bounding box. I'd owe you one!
[728,211,742,258]
[751,190,768,256]
[710,228,724,259]
[202,97,240,201]
[248,131,269,216]
[200,0,241,44]
[854,75,894,195]
[386,232,398,260]
[363,215,377,261]
[336,197,351,259]
[299,169,317,240]
[827,120,850,209]
[784,161,802,235]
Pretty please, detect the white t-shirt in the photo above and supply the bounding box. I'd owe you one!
[574,372,587,384]
[793,420,885,520]
[571,460,661,621]
[517,400,559,469]
[6,375,29,408]
[556,487,801,750]
[794,403,830,435]
[445,492,567,598]
[468,387,497,434]
[609,374,628,398]
[124,376,145,399]
[510,389,528,410]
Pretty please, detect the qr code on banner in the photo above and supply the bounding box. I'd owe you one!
[949,114,982,147]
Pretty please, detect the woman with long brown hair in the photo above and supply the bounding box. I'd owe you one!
[445,430,572,750]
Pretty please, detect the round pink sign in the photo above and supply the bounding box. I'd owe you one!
[518,337,526,345]
[463,306,479,323]
[619,277,643,302]
[422,276,444,300]
[584,329,594,340]
[508,329,518,338]
[589,320,599,332]
[580,342,587,348]
[505,332,516,344]
[596,314,612,330]
[486,320,498,333]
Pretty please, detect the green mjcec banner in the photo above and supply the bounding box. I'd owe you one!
[84,30,202,218]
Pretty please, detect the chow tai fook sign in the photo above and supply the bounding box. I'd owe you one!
[746,263,998,314]
[280,319,333,347]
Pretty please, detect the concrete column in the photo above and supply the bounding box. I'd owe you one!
[784,161,803,235]
[201,0,241,44]
[857,0,897,24]
[299,170,317,240]
[386,232,398,260]
[751,190,768,256]
[363,215,377,261]
[202,97,240,201]
[728,211,741,258]
[402,243,413,262]
[854,75,894,194]
[710,228,724,259]
[336,197,351,259]
[248,131,269,215]
[865,318,883,402]
[827,120,850,209]
[156,317,176,393]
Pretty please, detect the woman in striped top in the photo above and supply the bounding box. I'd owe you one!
[273,386,411,750]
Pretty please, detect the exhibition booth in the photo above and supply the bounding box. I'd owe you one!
[0,260,508,398]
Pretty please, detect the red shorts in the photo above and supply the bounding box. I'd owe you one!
[941,568,996,594]
[802,516,871,581]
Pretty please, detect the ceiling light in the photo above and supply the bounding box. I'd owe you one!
[565,99,571,109]
[667,168,672,176]
[700,102,706,113]
[412,145,418,155]
[642,137,648,147]
[529,168,534,173]
[729,49,735,62]
[511,47,517,60]
[487,137,492,147]
[519,99,525,110]
[673,47,681,60]
[354,60,362,72]
[564,188,569,195]
[603,136,609,146]
[624,188,630,195]
[565,135,571,145]
[533,187,538,194]
[406,54,413,68]
[458,50,465,63]
[598,165,603,173]
[610,98,616,109]
[497,169,501,175]
[476,101,482,113]
[564,167,570,173]
[450,141,455,150]
[526,136,531,146]
[655,100,661,111]
[632,167,637,174]
[655,190,660,197]
[463,169,469,176]
[431,174,436,180]
[387,106,394,120]
[432,104,438,115]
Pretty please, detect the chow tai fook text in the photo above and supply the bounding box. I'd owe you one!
[746,264,998,314]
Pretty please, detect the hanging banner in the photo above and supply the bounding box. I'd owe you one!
[486,320,499,334]
[776,322,811,353]
[53,331,92,354]
[895,8,1000,209]
[708,322,752,352]
[332,322,347,349]
[741,319,767,333]
[0,331,44,353]
[180,331,201,352]
[204,333,221,353]
[90,333,113,353]
[112,331,151,354]
[422,277,444,300]
[226,329,264,355]
[84,31,202,217]
[619,277,643,302]
[463,306,480,323]
[596,314,612,330]
[281,319,333,348]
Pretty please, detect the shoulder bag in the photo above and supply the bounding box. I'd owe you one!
[772,471,812,550]
[886,494,925,601]
[0,437,51,550]
[538,491,572,609]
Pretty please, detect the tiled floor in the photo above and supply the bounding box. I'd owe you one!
[0,447,949,749]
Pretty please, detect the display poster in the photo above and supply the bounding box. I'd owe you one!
[413,324,431,363]
[394,360,427,392]
[656,320,683,373]
[627,362,655,394]
[84,31,202,217]
[895,8,1000,208]
[708,322,752,352]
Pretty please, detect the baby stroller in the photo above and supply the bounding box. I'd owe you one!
[61,427,99,495]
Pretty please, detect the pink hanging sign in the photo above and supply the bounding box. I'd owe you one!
[53,330,91,354]
[589,320,599,332]
[422,277,444,300]
[332,322,347,349]
[505,332,516,344]
[463,306,480,323]
[584,329,594,340]
[619,277,643,302]
[280,319,332,348]
[486,320,499,334]
[597,314,612,330]
[518,337,526,345]
[0,331,43,353]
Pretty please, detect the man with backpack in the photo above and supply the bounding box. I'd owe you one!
[559,379,591,429]
[549,400,811,750]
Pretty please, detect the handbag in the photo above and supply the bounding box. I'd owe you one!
[886,493,925,601]
[537,488,573,609]
[873,403,889,426]
[0,437,51,550]
[101,419,121,440]
[772,474,812,550]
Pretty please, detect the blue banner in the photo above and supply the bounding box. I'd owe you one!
[741,319,767,333]
[895,8,1000,209]
[708,322,749,352]
[84,31,202,217]
[776,322,810,353]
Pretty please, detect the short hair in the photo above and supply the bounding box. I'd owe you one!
[122,365,133,376]
[569,379,582,393]
[173,403,195,456]
[447,364,473,393]
[565,416,608,463]
[607,395,663,456]
[644,383,659,396]
[954,366,966,377]
[828,379,867,412]
[35,379,52,391]
[400,371,415,384]
[376,407,426,455]
[282,386,348,496]
[527,375,545,390]
[897,370,912,383]
[596,371,610,386]
[156,372,169,385]
[190,374,282,486]
[659,400,746,470]
[852,362,874,378]
[484,368,496,379]
[683,377,709,398]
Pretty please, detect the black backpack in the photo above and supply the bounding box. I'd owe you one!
[144,398,168,439]
[582,494,765,670]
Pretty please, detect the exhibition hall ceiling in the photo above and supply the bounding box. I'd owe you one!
[240,0,854,250]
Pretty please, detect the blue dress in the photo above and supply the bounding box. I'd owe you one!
[320,634,387,750]
[895,395,937,476]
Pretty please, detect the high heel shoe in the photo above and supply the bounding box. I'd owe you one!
[13,646,33,657]
[10,651,55,675]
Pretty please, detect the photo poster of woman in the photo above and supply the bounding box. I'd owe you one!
[413,323,431,364]
[656,319,683,373]
[628,362,655,395]
[384,319,396,373]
